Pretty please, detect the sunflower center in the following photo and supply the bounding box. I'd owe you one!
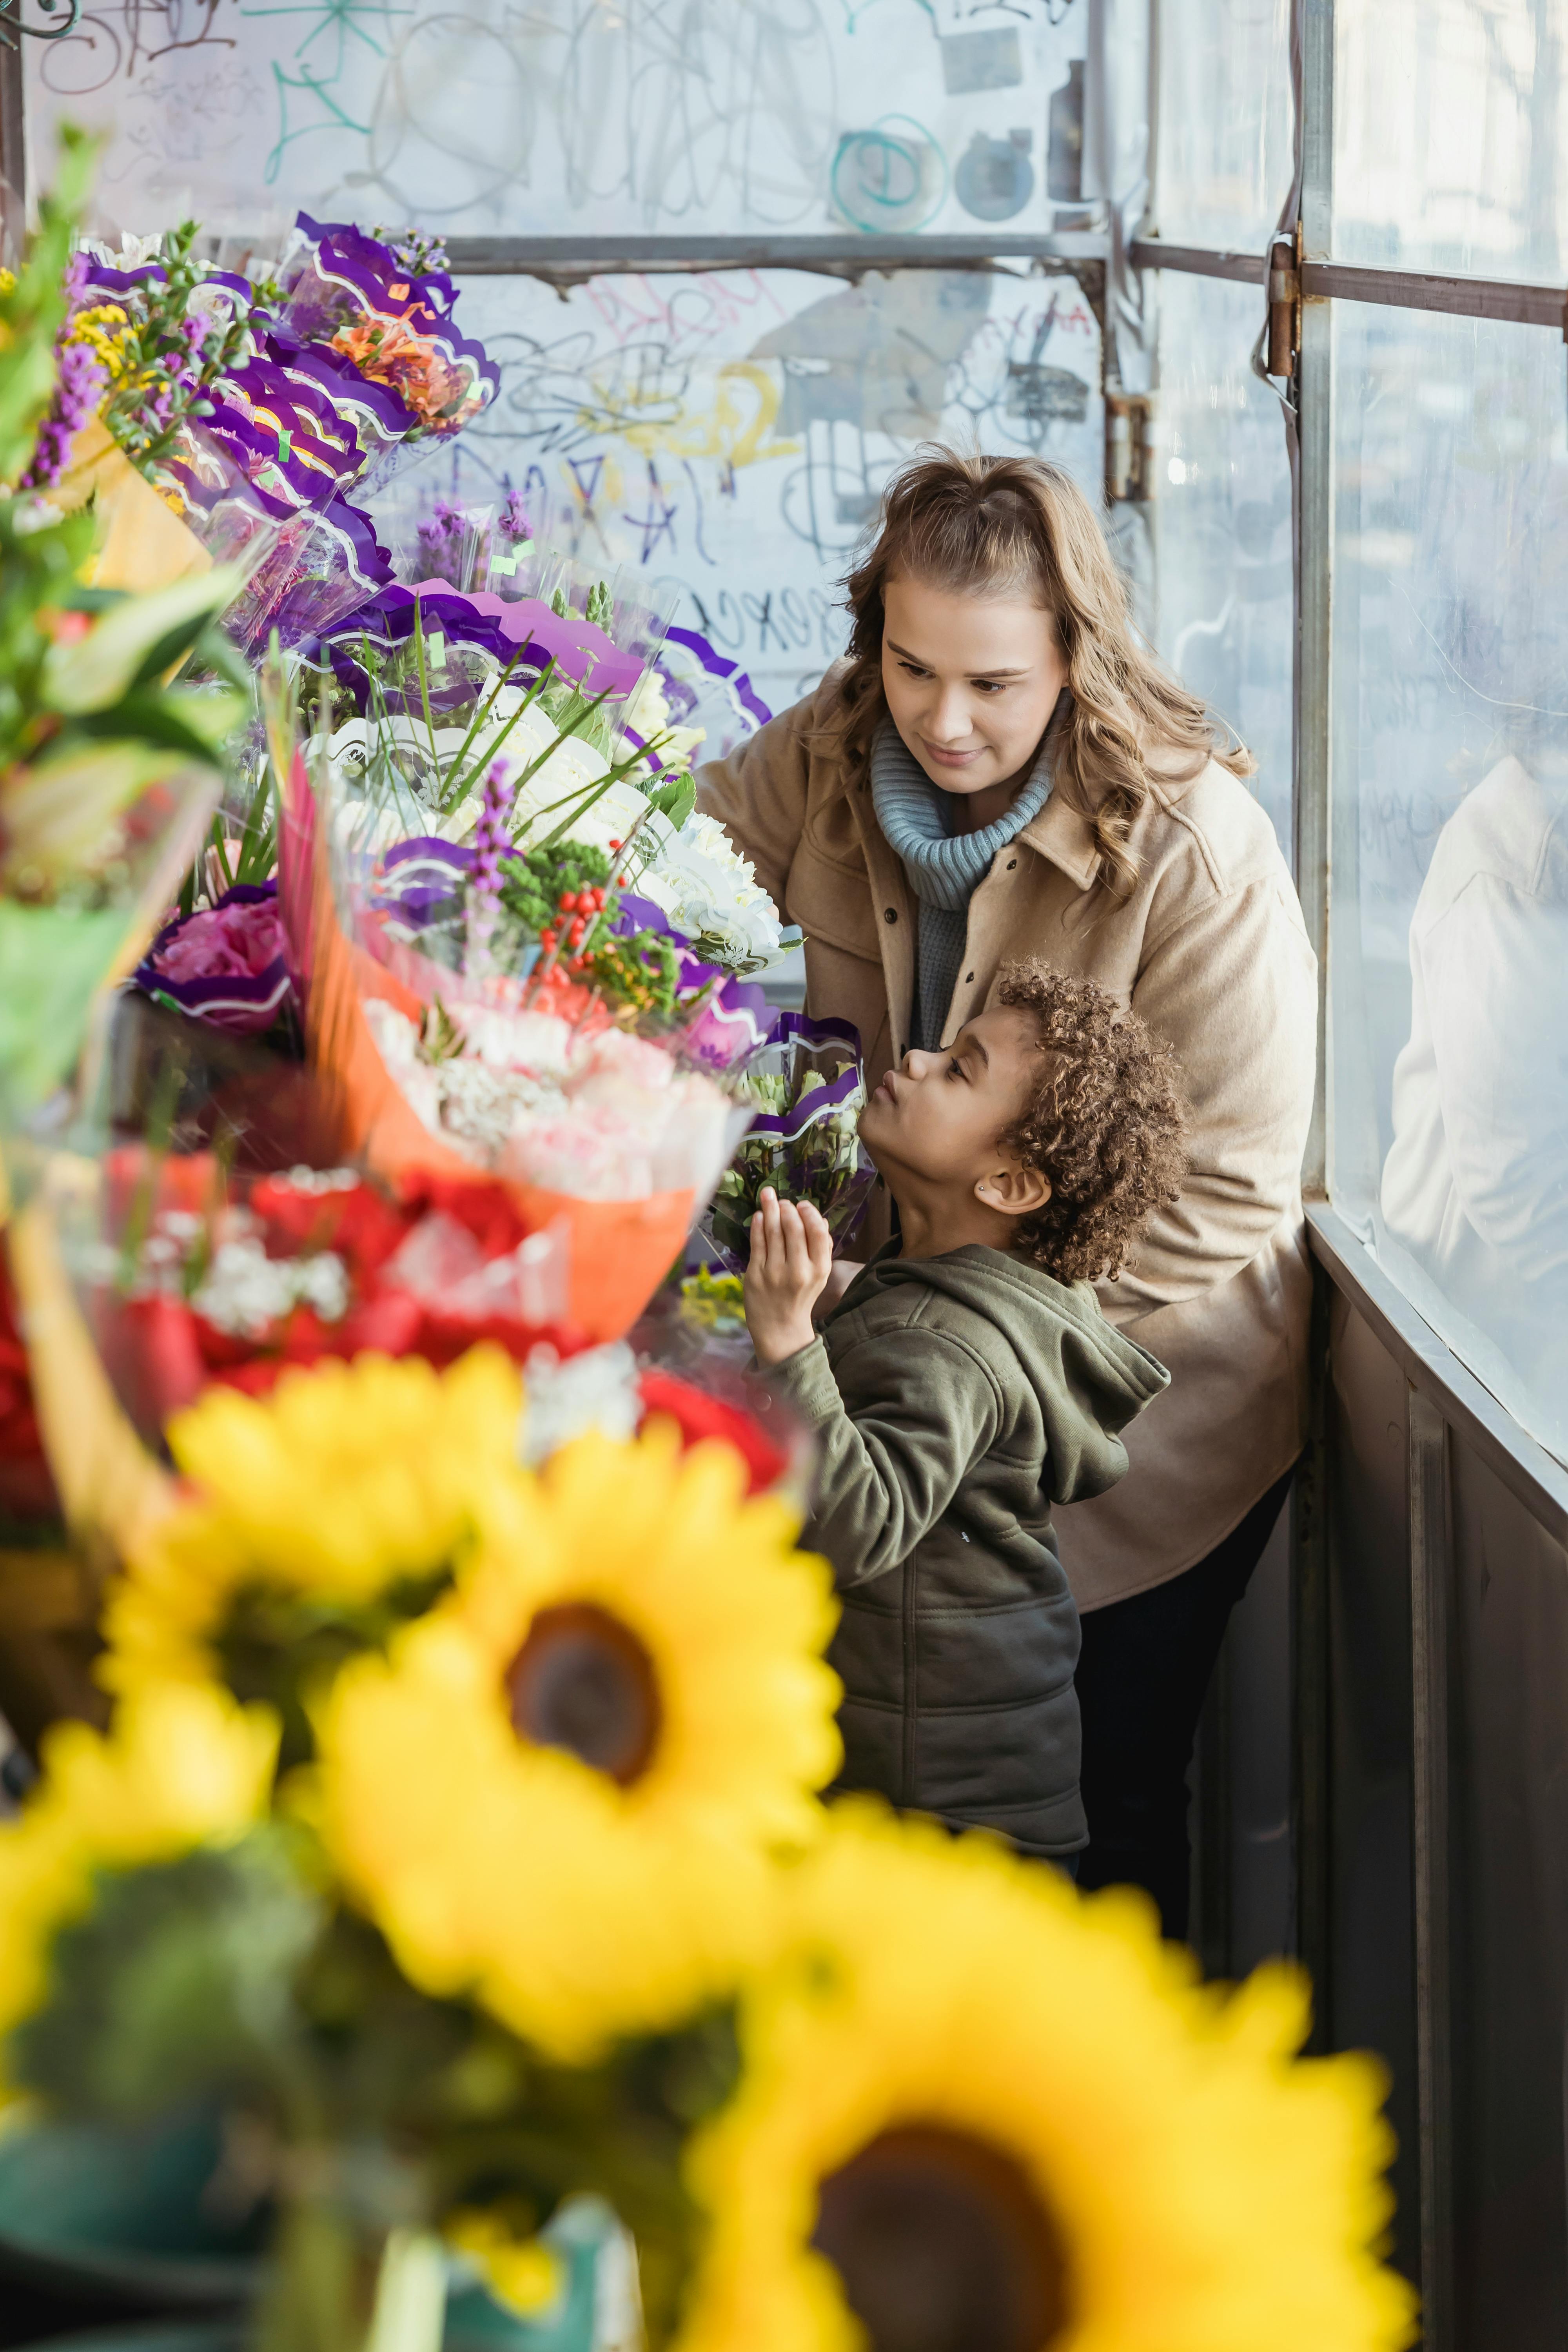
[811,2123,1068,2352]
[506,1603,661,1786]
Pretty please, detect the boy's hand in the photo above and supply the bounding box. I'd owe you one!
[744,1189,833,1367]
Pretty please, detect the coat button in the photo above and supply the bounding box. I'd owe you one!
[883,907,898,923]
[1006,858,1017,870]
[965,972,974,984]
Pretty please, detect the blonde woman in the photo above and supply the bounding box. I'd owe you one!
[697,448,1316,1938]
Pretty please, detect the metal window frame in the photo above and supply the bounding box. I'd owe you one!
[1136,9,1568,2330]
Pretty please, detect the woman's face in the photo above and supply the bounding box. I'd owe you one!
[880,571,1068,800]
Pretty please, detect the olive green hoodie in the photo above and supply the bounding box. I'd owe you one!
[764,1243,1169,1857]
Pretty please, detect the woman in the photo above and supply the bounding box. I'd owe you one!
[696,448,1317,1940]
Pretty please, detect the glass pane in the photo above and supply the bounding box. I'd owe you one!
[1151,271,1293,859]
[1335,2,1568,280]
[410,263,1103,739]
[25,0,1090,243]
[1154,0,1293,251]
[1328,301,1568,1465]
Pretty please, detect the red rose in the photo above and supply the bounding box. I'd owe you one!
[636,1369,789,1497]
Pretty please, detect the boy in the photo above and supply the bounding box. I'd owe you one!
[744,961,1184,1866]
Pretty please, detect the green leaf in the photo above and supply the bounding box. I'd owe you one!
[0,741,180,885]
[0,900,132,1116]
[648,774,696,832]
[74,686,245,764]
[7,1835,322,2125]
[41,566,247,714]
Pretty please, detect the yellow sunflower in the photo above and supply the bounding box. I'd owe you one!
[677,1802,1418,2352]
[100,1347,526,1695]
[0,1682,278,2078]
[311,1421,842,2061]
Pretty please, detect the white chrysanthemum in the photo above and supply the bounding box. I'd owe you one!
[636,813,784,975]
[621,668,706,773]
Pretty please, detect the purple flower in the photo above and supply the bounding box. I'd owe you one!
[414,495,469,585]
[498,490,530,545]
[20,336,108,490]
[469,757,517,905]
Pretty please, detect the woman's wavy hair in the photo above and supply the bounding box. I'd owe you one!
[830,446,1254,895]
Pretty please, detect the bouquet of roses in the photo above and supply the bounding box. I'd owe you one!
[69,1148,582,1444]
[703,1012,878,1272]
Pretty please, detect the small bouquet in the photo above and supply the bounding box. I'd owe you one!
[67,1147,577,1443]
[703,1013,878,1272]
[271,212,497,450]
[134,881,292,1038]
[279,601,780,1337]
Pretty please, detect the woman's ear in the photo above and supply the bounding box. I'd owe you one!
[974,1163,1051,1220]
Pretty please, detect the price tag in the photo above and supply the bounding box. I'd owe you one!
[425,632,446,669]
[276,427,292,463]
[492,554,517,576]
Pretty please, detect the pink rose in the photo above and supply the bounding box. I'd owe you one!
[155,896,285,984]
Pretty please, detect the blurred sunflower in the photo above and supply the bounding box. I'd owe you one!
[100,1347,526,1706]
[0,1682,277,2076]
[676,1802,1419,2352]
[312,1422,842,2061]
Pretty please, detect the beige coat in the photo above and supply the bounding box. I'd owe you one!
[697,677,1318,1611]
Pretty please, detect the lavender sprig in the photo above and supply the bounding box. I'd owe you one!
[466,755,518,973]
[20,335,107,489]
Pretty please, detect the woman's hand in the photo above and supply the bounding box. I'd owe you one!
[744,1188,833,1367]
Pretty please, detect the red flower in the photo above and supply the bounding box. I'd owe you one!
[636,1369,789,1497]
[250,1176,413,1277]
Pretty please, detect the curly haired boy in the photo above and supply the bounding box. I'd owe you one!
[744,961,1185,1867]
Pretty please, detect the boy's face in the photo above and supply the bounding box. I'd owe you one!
[859,1007,1045,1202]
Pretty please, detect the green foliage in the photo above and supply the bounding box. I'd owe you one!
[215,1570,457,1773]
[581,929,681,1023]
[9,1837,737,2349]
[646,769,696,833]
[11,1834,322,2125]
[0,126,97,489]
[496,839,612,936]
[99,219,268,474]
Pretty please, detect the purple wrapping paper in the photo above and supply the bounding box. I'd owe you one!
[309,584,648,704]
[701,1010,877,1270]
[273,214,498,438]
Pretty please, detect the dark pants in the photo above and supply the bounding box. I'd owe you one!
[1073,1467,1296,1940]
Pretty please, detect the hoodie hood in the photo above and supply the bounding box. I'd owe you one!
[839,1243,1169,1507]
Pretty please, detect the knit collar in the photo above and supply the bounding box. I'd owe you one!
[869,717,1054,913]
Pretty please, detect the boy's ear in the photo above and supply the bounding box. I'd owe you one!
[975,1163,1051,1219]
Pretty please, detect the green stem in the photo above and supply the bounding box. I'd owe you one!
[253,2199,445,2352]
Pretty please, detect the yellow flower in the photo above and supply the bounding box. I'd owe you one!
[312,1423,842,2061]
[65,302,133,381]
[445,2209,563,2318]
[677,1803,1418,2352]
[0,1682,278,2073]
[101,1348,526,1693]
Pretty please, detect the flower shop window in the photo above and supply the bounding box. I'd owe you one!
[1325,296,1568,1470]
